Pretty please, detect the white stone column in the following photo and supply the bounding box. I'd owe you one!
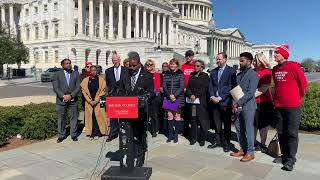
[156,12,160,42]
[89,0,94,36]
[168,16,172,46]
[126,2,131,39]
[175,22,179,45]
[135,5,139,38]
[108,1,114,40]
[162,14,167,45]
[99,0,104,39]
[201,6,204,21]
[193,4,196,19]
[181,4,184,18]
[118,1,123,39]
[198,5,201,20]
[208,8,211,21]
[149,10,154,39]
[187,4,190,18]
[78,0,83,36]
[9,3,15,34]
[1,5,5,26]
[143,7,147,38]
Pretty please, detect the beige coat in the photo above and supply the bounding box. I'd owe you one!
[80,77,108,136]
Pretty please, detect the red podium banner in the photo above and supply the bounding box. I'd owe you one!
[105,97,138,119]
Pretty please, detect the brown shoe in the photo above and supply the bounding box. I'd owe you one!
[240,154,255,162]
[230,151,245,157]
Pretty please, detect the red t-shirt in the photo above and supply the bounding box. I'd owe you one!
[181,62,195,88]
[256,68,273,103]
[152,72,161,92]
[272,61,308,108]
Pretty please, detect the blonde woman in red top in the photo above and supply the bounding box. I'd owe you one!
[144,59,162,137]
[253,53,273,152]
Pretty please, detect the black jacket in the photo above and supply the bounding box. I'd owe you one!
[186,72,210,130]
[105,66,129,96]
[162,69,185,108]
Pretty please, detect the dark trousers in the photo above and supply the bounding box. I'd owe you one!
[119,111,147,169]
[109,118,119,137]
[150,95,162,134]
[275,107,301,165]
[56,103,78,138]
[212,105,232,144]
[190,116,207,143]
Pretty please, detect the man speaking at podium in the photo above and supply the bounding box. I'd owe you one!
[120,51,154,168]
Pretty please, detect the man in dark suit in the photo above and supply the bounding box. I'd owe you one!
[53,59,81,143]
[119,51,154,168]
[208,52,237,152]
[105,53,129,142]
[230,52,259,162]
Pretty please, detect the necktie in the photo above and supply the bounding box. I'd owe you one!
[218,68,223,83]
[66,72,70,86]
[115,68,120,82]
[131,75,136,91]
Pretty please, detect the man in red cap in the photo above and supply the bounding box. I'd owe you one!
[272,44,307,171]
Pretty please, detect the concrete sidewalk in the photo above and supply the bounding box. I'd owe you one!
[0,129,319,180]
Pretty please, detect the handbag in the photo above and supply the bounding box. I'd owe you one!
[162,75,180,111]
[267,133,281,157]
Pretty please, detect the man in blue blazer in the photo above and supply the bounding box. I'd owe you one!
[230,52,259,162]
[105,53,129,142]
[208,52,237,152]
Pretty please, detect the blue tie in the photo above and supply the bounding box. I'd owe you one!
[66,72,70,86]
[218,68,223,83]
[115,68,120,82]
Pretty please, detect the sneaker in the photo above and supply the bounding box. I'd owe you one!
[94,136,99,140]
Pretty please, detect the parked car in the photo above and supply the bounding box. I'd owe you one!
[41,67,62,82]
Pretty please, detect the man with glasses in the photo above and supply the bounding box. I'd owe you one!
[208,52,237,152]
[105,53,129,142]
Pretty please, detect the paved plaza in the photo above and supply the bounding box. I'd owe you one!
[0,129,319,180]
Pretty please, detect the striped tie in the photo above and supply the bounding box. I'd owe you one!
[131,75,136,91]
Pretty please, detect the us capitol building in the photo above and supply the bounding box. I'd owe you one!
[0,0,278,70]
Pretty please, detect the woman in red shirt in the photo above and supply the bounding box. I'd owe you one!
[253,53,274,152]
[144,59,161,137]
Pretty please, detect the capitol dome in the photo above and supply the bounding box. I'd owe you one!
[171,0,213,26]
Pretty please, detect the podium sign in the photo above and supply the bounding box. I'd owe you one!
[106,97,138,119]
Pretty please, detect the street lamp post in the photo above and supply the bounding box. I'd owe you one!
[208,15,216,68]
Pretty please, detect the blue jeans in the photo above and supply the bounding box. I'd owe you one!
[235,109,255,155]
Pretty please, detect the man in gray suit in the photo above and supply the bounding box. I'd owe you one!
[230,52,259,162]
[53,59,81,143]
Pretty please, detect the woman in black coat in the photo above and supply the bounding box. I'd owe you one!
[185,60,210,146]
[162,59,185,143]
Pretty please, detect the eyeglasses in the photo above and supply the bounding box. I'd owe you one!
[86,66,91,68]
[146,64,153,67]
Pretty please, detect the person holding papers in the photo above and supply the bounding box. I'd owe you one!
[207,52,237,152]
[230,52,259,162]
[185,60,210,146]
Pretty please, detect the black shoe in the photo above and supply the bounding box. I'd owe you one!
[254,144,261,151]
[260,144,268,153]
[207,142,220,149]
[166,139,172,143]
[199,141,205,147]
[106,135,117,142]
[281,163,294,171]
[72,137,78,141]
[152,133,157,138]
[57,137,65,143]
[189,140,196,145]
[173,138,178,143]
[223,144,230,152]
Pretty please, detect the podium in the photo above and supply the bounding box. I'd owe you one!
[101,97,152,180]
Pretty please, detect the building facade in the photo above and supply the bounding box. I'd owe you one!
[0,0,278,71]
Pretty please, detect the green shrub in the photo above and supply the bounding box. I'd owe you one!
[301,83,320,131]
[0,106,25,145]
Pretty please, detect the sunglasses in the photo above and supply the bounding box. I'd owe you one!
[86,66,91,68]
[146,64,153,67]
[194,65,201,68]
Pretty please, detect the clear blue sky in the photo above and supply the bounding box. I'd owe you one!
[212,0,320,61]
